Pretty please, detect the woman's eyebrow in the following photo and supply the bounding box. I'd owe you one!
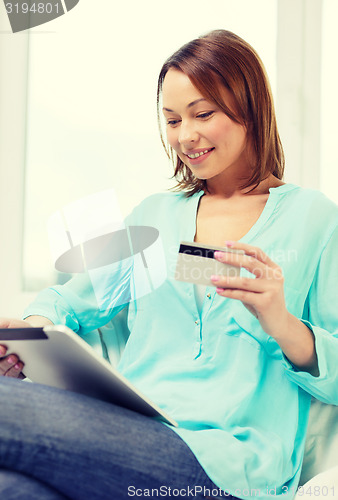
[162,98,207,113]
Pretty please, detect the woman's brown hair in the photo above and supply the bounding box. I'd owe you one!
[157,29,284,196]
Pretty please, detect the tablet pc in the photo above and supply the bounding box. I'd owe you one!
[0,325,177,427]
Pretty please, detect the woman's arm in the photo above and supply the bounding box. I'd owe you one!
[0,316,53,328]
[211,239,331,375]
[269,312,318,375]
[212,231,338,404]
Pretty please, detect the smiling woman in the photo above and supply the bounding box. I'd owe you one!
[157,30,284,196]
[162,69,248,183]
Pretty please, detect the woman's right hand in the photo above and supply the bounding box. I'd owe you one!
[0,318,30,378]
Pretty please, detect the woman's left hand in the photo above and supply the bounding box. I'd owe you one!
[211,241,289,339]
[0,346,25,378]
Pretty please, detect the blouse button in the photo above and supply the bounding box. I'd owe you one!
[207,293,211,299]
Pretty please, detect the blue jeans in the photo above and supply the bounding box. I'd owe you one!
[0,378,235,500]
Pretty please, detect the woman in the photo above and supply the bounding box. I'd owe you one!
[0,30,337,500]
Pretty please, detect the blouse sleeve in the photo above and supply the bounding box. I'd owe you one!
[22,192,166,336]
[22,205,141,335]
[282,225,338,405]
[23,258,133,336]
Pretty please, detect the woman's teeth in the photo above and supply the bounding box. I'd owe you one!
[187,149,212,159]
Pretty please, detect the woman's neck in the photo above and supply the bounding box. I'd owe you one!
[204,174,285,199]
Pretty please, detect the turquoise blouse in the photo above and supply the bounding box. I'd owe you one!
[24,184,338,499]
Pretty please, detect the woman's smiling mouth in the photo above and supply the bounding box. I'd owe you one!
[183,147,215,163]
[184,147,214,159]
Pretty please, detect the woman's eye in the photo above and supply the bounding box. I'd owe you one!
[197,111,214,119]
[167,119,181,127]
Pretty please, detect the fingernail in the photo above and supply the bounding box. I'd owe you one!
[7,356,15,364]
[216,287,224,293]
[211,275,220,281]
[214,251,224,258]
[14,364,21,370]
[225,240,235,247]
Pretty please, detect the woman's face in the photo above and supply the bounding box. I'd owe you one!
[162,69,250,184]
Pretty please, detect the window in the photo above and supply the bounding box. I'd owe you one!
[320,0,338,204]
[22,0,278,291]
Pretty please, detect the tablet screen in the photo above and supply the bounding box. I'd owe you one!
[0,328,48,341]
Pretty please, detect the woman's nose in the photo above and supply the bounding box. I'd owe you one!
[178,121,199,145]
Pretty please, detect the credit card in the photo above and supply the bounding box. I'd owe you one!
[175,241,244,286]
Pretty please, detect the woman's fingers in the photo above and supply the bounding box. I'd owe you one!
[0,318,32,329]
[220,241,281,269]
[0,352,24,378]
[5,361,25,378]
[211,275,268,292]
[0,353,19,369]
[214,244,283,280]
[0,321,28,379]
[211,242,289,335]
[214,251,276,279]
[0,344,7,356]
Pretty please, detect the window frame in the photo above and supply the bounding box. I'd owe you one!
[0,22,36,316]
[276,0,323,188]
